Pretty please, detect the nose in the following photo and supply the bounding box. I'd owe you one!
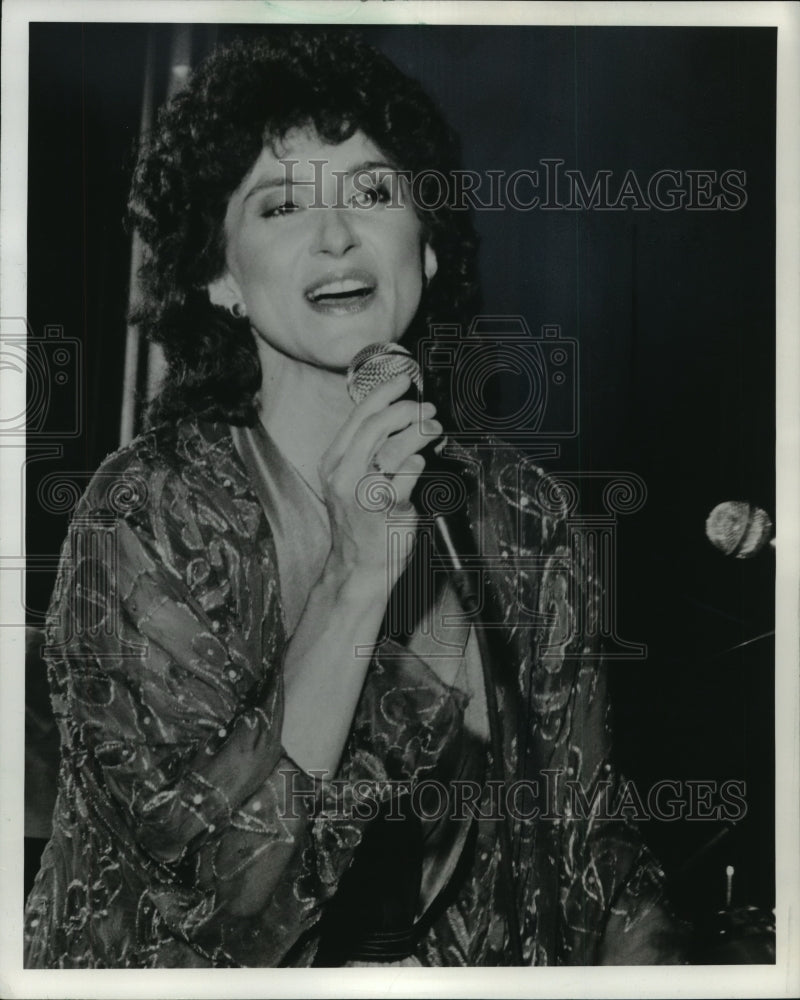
[312,206,359,257]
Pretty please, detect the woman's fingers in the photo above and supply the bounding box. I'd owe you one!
[315,372,440,581]
[316,374,438,584]
[325,373,414,462]
[347,402,436,472]
[370,418,442,475]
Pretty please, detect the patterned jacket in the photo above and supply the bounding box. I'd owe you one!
[24,419,678,967]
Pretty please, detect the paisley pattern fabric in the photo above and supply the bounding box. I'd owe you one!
[24,419,680,967]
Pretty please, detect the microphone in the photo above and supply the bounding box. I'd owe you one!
[346,342,480,614]
[705,501,774,559]
[346,342,424,403]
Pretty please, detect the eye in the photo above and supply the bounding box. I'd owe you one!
[350,180,392,210]
[261,201,300,219]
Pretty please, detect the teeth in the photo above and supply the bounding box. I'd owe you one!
[308,278,371,300]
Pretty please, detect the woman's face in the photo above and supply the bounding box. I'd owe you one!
[208,127,437,373]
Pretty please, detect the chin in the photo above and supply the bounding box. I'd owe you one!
[306,316,407,371]
[342,326,401,350]
[311,336,384,374]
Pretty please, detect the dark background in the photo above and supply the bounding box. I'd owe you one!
[26,23,775,929]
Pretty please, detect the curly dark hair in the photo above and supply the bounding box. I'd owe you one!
[128,28,481,427]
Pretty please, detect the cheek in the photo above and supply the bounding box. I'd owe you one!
[235,255,295,318]
[390,224,426,286]
[396,241,426,313]
[233,224,289,280]
[393,267,424,333]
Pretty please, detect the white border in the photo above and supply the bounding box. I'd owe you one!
[1,2,797,998]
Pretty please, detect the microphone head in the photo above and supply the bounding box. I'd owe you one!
[346,342,423,404]
[705,501,773,558]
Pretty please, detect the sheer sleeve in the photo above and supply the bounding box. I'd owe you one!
[40,464,322,965]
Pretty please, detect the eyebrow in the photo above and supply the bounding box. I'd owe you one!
[243,159,401,202]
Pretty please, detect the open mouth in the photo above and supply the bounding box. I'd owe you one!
[305,273,377,313]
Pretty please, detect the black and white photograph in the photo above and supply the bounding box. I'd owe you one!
[1,1,798,995]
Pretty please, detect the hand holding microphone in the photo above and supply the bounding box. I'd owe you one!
[346,342,481,614]
[316,369,440,590]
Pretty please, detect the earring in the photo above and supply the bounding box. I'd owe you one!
[229,302,246,319]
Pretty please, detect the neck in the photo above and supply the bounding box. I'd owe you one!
[253,338,355,493]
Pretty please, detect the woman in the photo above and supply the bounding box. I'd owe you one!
[24,29,682,967]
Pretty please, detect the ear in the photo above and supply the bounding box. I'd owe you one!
[207,270,244,313]
[423,243,438,284]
